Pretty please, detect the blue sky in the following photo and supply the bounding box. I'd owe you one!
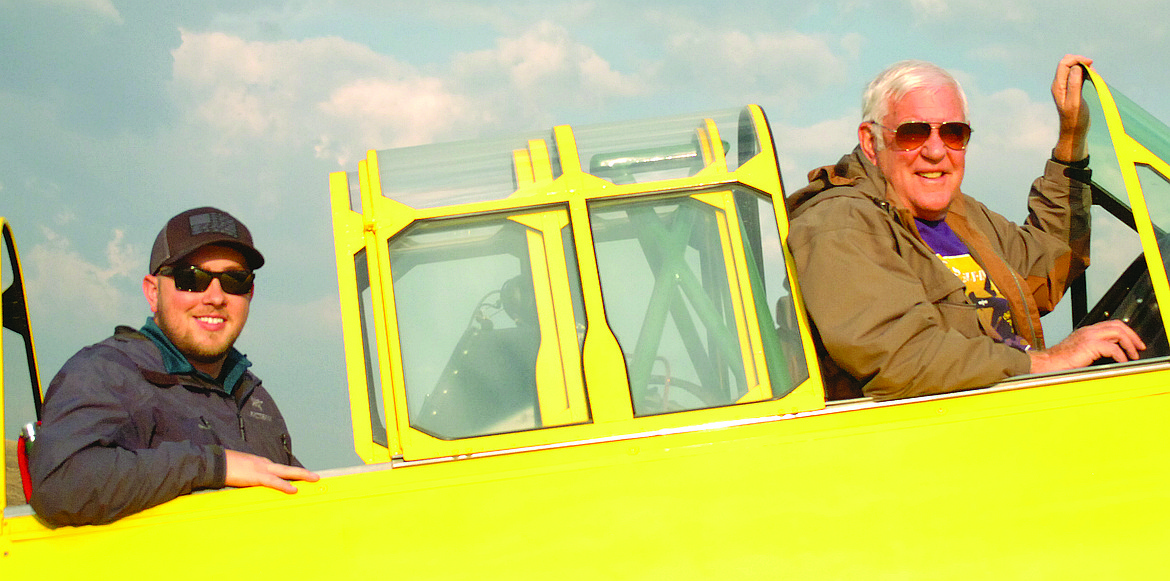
[3,0,1168,469]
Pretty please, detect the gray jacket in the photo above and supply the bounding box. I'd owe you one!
[29,325,299,526]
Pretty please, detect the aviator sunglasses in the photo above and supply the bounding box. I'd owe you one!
[871,121,972,151]
[156,265,255,295]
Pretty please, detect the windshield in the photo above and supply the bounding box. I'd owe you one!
[1084,76,1170,233]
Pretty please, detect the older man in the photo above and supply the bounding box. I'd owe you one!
[787,55,1143,401]
[30,207,318,526]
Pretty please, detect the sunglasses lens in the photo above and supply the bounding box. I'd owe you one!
[217,271,255,295]
[888,122,971,151]
[939,122,971,149]
[893,122,932,150]
[172,268,212,292]
[166,267,253,295]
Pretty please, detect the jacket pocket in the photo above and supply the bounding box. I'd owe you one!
[917,255,982,336]
[935,299,982,338]
[149,411,224,448]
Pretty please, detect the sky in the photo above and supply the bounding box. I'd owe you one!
[2,0,1168,470]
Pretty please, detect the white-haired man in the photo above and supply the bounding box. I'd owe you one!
[786,54,1143,401]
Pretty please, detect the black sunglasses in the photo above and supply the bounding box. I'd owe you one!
[156,265,255,295]
[871,121,972,151]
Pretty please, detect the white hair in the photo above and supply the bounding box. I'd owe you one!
[861,60,969,148]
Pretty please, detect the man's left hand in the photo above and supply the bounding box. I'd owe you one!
[224,449,321,494]
[1028,319,1144,374]
[1052,54,1094,163]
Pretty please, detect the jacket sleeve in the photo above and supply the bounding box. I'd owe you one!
[789,199,1032,400]
[979,159,1092,313]
[28,347,226,527]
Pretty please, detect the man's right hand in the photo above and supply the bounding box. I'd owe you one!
[1028,320,1145,374]
[224,449,320,494]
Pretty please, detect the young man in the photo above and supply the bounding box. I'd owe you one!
[30,207,318,526]
[786,55,1143,401]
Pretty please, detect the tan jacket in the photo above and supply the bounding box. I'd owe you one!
[786,148,1091,400]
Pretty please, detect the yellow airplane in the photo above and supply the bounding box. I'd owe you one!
[3,67,1170,579]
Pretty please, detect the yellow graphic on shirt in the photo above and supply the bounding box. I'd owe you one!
[937,253,1018,342]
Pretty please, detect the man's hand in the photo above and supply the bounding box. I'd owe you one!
[1028,320,1144,374]
[224,449,320,494]
[1051,53,1094,163]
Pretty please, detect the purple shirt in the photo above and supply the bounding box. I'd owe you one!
[916,218,1029,352]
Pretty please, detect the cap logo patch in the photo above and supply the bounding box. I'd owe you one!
[189,212,239,239]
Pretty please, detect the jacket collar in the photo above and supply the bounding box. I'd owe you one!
[786,146,890,216]
[139,317,252,394]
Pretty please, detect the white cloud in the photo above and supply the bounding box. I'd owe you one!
[451,20,646,123]
[52,209,77,227]
[318,77,475,162]
[840,32,865,61]
[168,22,646,170]
[657,26,848,111]
[975,87,1055,153]
[908,0,948,17]
[44,0,122,24]
[25,227,142,351]
[968,43,1024,68]
[907,0,1036,23]
[169,30,487,167]
[168,21,834,176]
[103,228,138,282]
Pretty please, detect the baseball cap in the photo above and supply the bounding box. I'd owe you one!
[149,207,265,274]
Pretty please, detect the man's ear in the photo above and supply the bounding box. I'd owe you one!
[861,120,884,163]
[859,123,880,164]
[143,274,160,313]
